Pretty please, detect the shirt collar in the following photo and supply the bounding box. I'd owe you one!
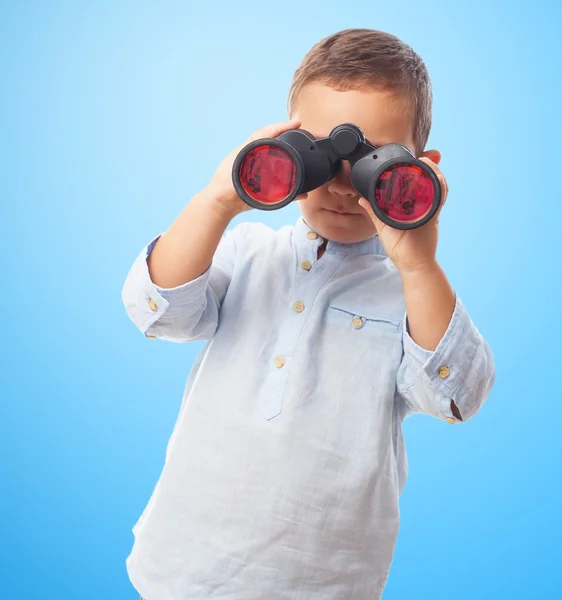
[294,216,387,256]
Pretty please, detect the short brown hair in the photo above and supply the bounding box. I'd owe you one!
[287,29,432,155]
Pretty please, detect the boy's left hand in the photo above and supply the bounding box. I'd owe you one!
[358,157,448,274]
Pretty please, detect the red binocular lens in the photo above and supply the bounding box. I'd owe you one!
[374,164,435,224]
[238,145,297,205]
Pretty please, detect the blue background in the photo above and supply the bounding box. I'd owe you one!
[2,1,561,598]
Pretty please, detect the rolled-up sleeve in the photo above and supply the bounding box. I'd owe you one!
[396,295,495,423]
[121,226,241,343]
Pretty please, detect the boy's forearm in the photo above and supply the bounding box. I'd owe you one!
[147,189,236,289]
[400,261,456,352]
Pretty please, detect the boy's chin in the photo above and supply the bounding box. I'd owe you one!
[308,214,377,245]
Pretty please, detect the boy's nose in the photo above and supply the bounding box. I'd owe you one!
[327,162,358,198]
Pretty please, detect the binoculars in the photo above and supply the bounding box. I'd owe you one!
[232,123,441,230]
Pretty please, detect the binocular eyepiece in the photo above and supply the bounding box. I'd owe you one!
[232,123,441,230]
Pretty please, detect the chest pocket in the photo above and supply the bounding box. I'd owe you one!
[327,304,403,334]
[322,302,404,398]
[324,303,403,365]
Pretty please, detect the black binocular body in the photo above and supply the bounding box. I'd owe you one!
[232,123,441,230]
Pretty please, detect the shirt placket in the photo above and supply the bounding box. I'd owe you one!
[260,228,345,420]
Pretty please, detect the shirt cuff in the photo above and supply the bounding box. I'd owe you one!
[403,295,480,417]
[143,235,212,319]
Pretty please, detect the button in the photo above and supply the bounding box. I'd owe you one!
[293,301,305,313]
[306,231,318,240]
[438,366,451,379]
[301,260,312,271]
[352,316,364,329]
[445,417,456,424]
[148,299,158,311]
[275,356,286,368]
[146,335,157,340]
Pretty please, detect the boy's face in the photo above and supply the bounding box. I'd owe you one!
[292,84,426,244]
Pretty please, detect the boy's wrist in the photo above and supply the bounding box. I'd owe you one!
[398,259,441,280]
[196,187,242,224]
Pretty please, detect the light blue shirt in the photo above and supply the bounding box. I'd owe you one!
[122,216,495,600]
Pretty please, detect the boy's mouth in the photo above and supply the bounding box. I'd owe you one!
[324,208,360,216]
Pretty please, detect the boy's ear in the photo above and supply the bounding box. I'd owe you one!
[419,149,441,164]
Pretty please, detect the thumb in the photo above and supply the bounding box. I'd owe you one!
[358,197,383,228]
[358,197,393,235]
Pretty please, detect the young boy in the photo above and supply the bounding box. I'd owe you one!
[122,28,495,600]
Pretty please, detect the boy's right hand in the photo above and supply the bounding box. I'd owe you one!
[205,118,305,220]
[147,119,306,290]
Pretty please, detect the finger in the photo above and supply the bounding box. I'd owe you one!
[419,156,446,196]
[437,172,448,216]
[248,118,301,142]
[419,157,448,213]
[358,197,374,217]
[418,156,443,178]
